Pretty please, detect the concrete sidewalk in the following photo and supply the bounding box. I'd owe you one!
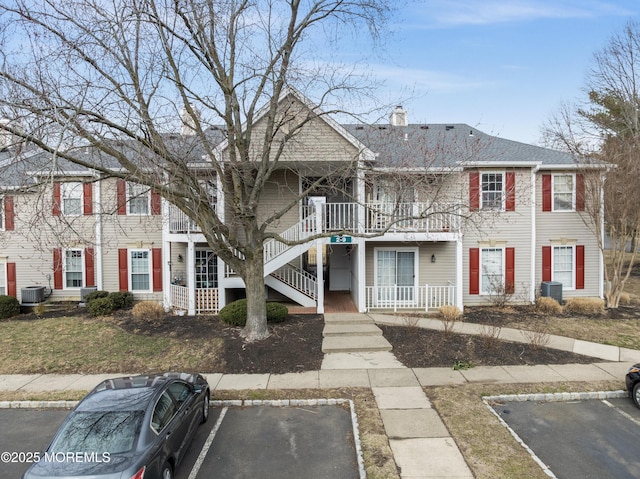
[0,312,638,479]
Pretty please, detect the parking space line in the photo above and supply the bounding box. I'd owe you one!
[602,399,640,427]
[188,406,228,479]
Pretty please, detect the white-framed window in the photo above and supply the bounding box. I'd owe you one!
[481,247,504,294]
[481,173,504,211]
[130,249,151,291]
[127,183,150,215]
[553,174,574,211]
[64,249,84,288]
[374,247,418,303]
[62,182,83,216]
[195,249,217,288]
[0,262,6,295]
[553,245,574,289]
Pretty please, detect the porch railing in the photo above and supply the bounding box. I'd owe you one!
[365,284,456,312]
[169,283,220,314]
[271,265,318,299]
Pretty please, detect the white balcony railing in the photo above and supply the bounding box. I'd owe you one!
[169,283,220,313]
[169,202,459,235]
[365,284,456,312]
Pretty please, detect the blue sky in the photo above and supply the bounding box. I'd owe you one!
[360,0,640,145]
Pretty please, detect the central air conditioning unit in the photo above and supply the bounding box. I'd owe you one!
[541,281,563,304]
[21,286,46,304]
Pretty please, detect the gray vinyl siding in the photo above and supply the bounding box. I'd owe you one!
[462,169,535,306]
[0,182,101,302]
[99,178,163,301]
[535,171,601,299]
[364,241,457,287]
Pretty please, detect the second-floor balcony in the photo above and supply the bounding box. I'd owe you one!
[168,202,461,235]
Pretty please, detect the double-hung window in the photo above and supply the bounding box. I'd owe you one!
[62,182,83,216]
[481,248,503,294]
[0,263,6,295]
[64,249,83,288]
[130,250,150,291]
[553,174,574,211]
[481,173,503,210]
[553,245,574,289]
[127,183,150,215]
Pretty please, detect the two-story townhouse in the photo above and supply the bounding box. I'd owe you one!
[0,90,603,315]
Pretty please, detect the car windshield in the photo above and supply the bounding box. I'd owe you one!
[50,411,143,454]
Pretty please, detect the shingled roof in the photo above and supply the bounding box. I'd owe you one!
[343,123,578,169]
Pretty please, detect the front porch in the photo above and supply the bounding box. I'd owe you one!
[167,283,457,315]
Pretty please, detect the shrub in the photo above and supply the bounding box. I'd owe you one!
[87,297,114,317]
[564,297,605,315]
[0,295,20,319]
[109,291,134,309]
[219,299,248,326]
[84,290,109,305]
[266,302,288,323]
[535,296,563,315]
[219,299,289,326]
[132,301,166,321]
[438,305,461,336]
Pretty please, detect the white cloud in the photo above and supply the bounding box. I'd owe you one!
[407,0,635,29]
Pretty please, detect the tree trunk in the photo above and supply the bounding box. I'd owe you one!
[241,251,269,341]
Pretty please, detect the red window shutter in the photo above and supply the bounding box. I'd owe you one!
[505,247,515,294]
[53,182,61,216]
[53,248,63,289]
[117,179,127,215]
[469,248,479,295]
[4,196,14,231]
[85,248,95,287]
[7,262,16,297]
[469,172,480,211]
[576,245,585,289]
[118,249,128,291]
[506,172,516,211]
[542,175,551,212]
[151,190,161,215]
[83,183,93,215]
[576,174,585,212]
[152,247,162,292]
[542,246,552,282]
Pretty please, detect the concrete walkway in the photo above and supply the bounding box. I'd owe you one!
[1,312,639,479]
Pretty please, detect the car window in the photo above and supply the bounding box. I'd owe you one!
[168,382,191,407]
[50,411,143,454]
[151,392,177,433]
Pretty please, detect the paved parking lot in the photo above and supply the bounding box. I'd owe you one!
[0,403,361,479]
[490,396,640,479]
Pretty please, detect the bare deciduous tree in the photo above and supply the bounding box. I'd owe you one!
[543,20,640,308]
[0,0,401,340]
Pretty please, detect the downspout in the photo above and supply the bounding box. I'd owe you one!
[95,173,103,290]
[530,164,541,303]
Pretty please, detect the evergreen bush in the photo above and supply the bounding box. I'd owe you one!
[84,290,109,305]
[87,296,115,317]
[0,295,20,319]
[219,299,289,326]
[109,291,134,309]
